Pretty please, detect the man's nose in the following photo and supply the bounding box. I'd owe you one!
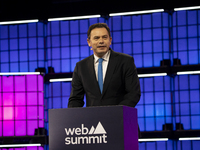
[99,37,104,43]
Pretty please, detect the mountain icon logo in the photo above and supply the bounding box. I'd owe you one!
[89,122,107,135]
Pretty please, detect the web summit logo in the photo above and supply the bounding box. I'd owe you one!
[65,122,107,145]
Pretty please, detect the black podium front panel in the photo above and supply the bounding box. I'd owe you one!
[49,106,138,150]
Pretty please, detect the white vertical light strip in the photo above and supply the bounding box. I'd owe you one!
[0,72,40,75]
[109,9,164,16]
[48,15,101,21]
[139,138,168,142]
[0,19,39,25]
[49,78,72,82]
[174,6,200,11]
[0,144,41,148]
[177,71,200,75]
[179,137,200,141]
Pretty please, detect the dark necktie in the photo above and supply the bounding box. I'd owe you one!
[98,58,103,93]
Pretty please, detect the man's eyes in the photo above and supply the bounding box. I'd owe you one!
[93,36,108,40]
[94,37,99,40]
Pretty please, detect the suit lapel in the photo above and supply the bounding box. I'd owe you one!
[101,49,118,98]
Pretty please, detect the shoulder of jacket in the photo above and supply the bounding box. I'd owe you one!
[112,51,133,59]
[76,55,93,65]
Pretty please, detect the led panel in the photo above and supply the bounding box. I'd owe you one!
[0,75,44,137]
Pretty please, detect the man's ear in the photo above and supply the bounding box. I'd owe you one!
[87,38,91,47]
[109,37,112,45]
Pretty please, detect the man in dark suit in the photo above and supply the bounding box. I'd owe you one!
[68,23,141,108]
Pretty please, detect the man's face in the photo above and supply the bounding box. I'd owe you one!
[87,28,112,58]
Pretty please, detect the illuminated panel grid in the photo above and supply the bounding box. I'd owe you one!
[109,12,170,68]
[46,18,106,73]
[0,75,44,137]
[136,76,172,131]
[47,82,72,109]
[138,139,200,150]
[0,23,45,72]
[139,140,200,150]
[176,140,200,150]
[174,75,200,130]
[139,140,173,150]
[172,10,200,65]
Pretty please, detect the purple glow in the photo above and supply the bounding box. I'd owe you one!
[15,106,26,119]
[0,76,1,91]
[39,120,44,127]
[0,146,44,150]
[39,93,44,105]
[3,107,14,120]
[0,121,2,136]
[27,120,37,135]
[15,76,25,91]
[27,75,37,91]
[1,75,44,136]
[39,106,44,119]
[3,121,14,136]
[38,75,44,91]
[27,147,44,150]
[2,76,14,92]
[3,93,14,106]
[15,93,26,105]
[15,121,26,136]
[0,108,2,120]
[0,94,1,106]
[27,106,37,119]
[27,93,37,105]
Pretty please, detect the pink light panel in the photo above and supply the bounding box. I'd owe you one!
[0,147,44,150]
[0,75,44,137]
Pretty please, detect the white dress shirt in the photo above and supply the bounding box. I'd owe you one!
[94,50,111,83]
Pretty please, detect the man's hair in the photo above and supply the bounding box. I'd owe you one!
[87,23,111,39]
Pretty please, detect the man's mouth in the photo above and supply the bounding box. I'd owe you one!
[97,46,106,48]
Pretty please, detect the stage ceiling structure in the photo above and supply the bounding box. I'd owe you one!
[0,0,200,22]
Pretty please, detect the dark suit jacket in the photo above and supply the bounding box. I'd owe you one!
[68,49,141,108]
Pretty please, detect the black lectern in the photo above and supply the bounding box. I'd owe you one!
[49,106,138,150]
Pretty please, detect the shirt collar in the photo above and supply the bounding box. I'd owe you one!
[94,50,110,63]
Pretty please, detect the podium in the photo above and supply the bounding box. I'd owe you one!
[49,106,138,150]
